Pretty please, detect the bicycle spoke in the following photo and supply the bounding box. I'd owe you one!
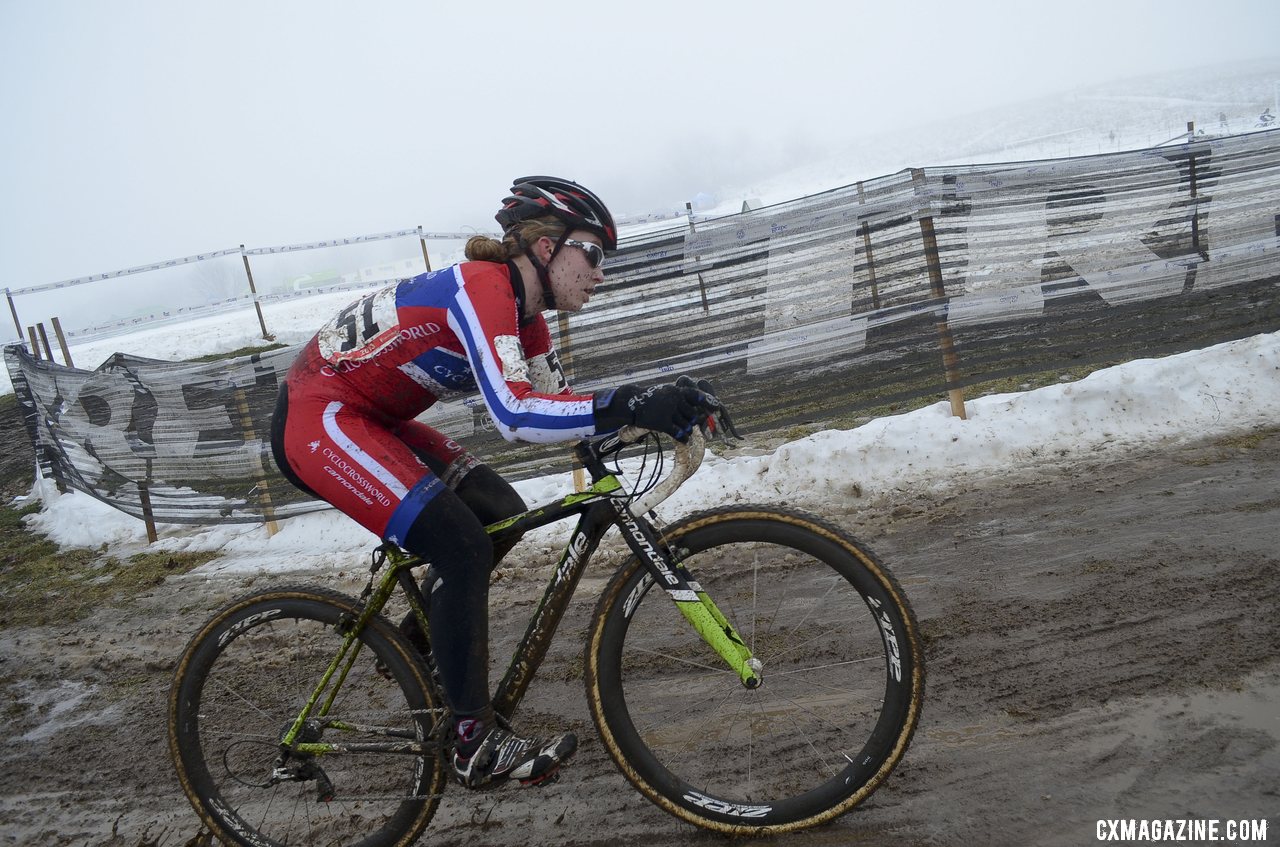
[764,617,866,665]
[781,574,844,644]
[201,673,279,727]
[625,644,739,676]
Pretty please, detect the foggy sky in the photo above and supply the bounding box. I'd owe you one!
[3,0,1278,292]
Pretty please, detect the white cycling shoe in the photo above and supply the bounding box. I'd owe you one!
[452,724,578,788]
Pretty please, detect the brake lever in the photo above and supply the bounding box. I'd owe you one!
[674,375,742,442]
[693,378,742,442]
[700,405,741,442]
[713,405,742,440]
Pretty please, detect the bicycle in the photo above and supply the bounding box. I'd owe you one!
[168,416,925,845]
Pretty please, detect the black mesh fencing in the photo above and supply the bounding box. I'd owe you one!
[6,130,1279,524]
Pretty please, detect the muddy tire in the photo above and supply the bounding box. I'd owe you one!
[585,507,924,834]
[168,586,447,847]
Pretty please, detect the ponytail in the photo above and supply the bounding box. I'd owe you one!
[464,235,507,262]
[464,216,567,263]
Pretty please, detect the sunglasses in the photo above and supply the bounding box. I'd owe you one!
[563,239,606,269]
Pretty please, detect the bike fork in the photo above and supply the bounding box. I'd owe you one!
[672,575,763,689]
[614,504,762,688]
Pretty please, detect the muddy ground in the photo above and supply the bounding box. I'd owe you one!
[0,425,1277,847]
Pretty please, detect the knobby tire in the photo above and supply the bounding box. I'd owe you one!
[168,586,447,847]
[585,506,924,834]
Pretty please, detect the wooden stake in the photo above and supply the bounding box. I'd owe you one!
[240,245,273,341]
[27,326,41,360]
[912,169,968,420]
[858,221,882,312]
[5,288,22,342]
[138,459,159,544]
[51,317,74,367]
[1188,131,1204,259]
[417,226,433,271]
[855,181,882,312]
[35,323,54,361]
[234,387,280,536]
[687,202,711,315]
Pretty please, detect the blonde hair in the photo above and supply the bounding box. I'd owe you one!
[465,216,566,263]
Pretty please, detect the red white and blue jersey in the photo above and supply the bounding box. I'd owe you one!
[277,261,597,544]
[288,261,595,442]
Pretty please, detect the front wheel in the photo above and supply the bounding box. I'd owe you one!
[168,586,448,847]
[585,506,924,834]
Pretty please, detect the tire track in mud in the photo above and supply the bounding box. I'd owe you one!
[858,432,1280,847]
[926,542,1280,719]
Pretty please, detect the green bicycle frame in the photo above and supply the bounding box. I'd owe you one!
[283,437,759,757]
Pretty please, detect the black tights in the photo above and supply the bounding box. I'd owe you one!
[400,465,526,719]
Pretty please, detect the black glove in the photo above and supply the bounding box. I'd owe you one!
[593,383,717,442]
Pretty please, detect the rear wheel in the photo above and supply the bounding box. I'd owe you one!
[168,586,447,847]
[586,507,924,834]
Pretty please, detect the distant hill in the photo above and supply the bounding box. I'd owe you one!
[712,58,1280,213]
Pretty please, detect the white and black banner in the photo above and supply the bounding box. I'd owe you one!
[8,131,1280,522]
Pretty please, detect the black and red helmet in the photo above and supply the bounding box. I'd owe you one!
[496,175,618,251]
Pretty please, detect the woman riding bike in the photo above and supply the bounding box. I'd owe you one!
[270,176,720,789]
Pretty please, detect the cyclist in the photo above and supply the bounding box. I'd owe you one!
[270,176,718,789]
